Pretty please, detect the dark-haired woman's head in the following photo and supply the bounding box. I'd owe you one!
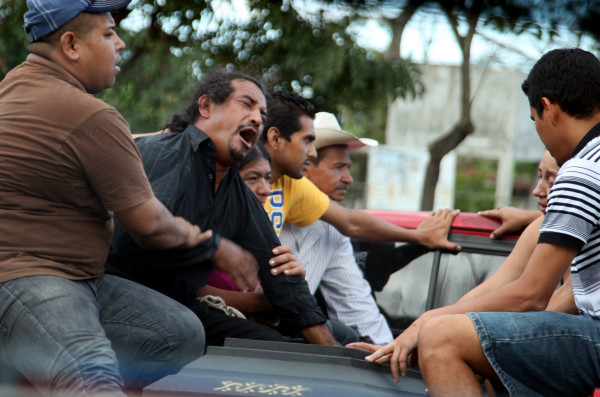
[239,143,272,205]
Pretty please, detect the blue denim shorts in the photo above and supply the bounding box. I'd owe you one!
[468,311,600,397]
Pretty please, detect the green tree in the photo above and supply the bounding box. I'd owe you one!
[4,1,600,159]
[105,0,422,138]
[0,1,421,139]
[0,0,29,78]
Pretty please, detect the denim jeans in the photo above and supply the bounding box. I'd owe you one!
[468,311,600,397]
[0,274,205,397]
[326,320,360,346]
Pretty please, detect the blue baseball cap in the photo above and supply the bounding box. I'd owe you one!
[24,0,131,42]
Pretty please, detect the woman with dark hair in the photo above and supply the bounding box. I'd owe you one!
[238,143,272,205]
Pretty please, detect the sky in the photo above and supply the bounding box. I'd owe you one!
[205,0,597,72]
[348,8,597,72]
[123,0,598,72]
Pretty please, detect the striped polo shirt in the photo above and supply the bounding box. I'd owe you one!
[539,122,600,316]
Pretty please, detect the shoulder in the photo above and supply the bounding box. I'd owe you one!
[273,175,317,190]
[64,105,131,149]
[135,132,191,162]
[292,176,321,191]
[136,130,188,147]
[576,135,600,161]
[39,62,119,122]
[270,175,287,191]
[286,176,328,201]
[555,157,600,188]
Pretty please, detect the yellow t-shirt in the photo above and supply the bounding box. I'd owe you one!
[264,175,330,235]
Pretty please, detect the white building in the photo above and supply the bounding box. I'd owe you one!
[361,63,545,211]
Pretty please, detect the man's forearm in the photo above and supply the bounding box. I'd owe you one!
[546,283,577,314]
[323,203,458,250]
[299,323,338,346]
[349,209,460,251]
[115,198,209,250]
[323,202,417,243]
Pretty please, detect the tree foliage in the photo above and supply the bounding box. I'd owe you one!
[0,0,421,140]
[0,0,29,78]
[104,0,423,138]
[3,0,600,200]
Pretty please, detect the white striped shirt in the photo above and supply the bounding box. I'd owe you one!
[280,221,394,344]
[540,126,600,316]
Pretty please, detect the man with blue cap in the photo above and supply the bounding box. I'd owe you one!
[0,1,212,395]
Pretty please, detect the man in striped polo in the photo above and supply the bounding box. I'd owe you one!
[414,48,600,397]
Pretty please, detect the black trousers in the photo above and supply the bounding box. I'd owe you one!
[188,300,284,346]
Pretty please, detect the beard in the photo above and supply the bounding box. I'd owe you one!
[228,144,248,163]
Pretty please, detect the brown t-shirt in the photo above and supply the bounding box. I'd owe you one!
[0,54,153,281]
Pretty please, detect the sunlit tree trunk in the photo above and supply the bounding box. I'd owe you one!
[420,6,480,210]
[384,0,426,61]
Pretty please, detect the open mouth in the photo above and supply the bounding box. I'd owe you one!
[239,127,258,147]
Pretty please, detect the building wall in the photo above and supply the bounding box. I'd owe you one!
[365,63,545,211]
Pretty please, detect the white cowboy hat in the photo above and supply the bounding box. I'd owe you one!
[313,112,377,152]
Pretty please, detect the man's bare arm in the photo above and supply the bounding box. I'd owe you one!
[477,207,541,239]
[348,216,542,355]
[115,197,211,250]
[546,271,577,314]
[320,202,460,251]
[456,216,542,304]
[299,323,338,346]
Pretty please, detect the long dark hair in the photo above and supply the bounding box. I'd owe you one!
[167,70,264,132]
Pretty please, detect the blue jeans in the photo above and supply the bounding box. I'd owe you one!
[326,320,360,346]
[0,274,205,396]
[468,311,600,397]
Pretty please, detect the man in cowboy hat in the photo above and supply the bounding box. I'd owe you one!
[278,112,395,345]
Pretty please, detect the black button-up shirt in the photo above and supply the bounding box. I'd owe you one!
[107,125,325,332]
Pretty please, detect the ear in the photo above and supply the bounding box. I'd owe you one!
[265,127,282,148]
[59,32,79,61]
[197,95,212,119]
[541,97,559,125]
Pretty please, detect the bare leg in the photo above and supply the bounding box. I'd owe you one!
[418,314,497,397]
